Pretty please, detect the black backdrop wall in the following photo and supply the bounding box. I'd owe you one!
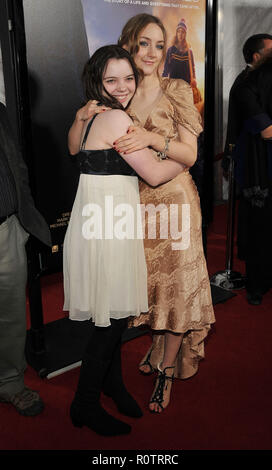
[0,0,90,270]
[22,0,89,259]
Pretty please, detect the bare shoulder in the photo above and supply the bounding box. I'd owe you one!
[96,109,133,140]
[92,109,133,145]
[95,108,132,126]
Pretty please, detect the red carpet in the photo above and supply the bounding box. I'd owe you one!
[1,204,272,451]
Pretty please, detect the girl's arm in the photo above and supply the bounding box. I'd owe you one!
[68,101,110,155]
[114,124,197,167]
[98,110,185,187]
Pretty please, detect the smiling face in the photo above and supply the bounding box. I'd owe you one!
[102,58,136,108]
[133,23,165,77]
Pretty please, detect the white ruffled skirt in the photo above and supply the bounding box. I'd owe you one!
[63,174,148,327]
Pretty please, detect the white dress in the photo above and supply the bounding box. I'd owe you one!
[63,117,148,327]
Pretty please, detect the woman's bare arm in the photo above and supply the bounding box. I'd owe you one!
[113,123,197,167]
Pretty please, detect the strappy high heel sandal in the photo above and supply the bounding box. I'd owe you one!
[139,348,155,376]
[149,364,175,413]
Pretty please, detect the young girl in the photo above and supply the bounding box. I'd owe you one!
[162,18,202,112]
[64,44,184,436]
[162,18,196,86]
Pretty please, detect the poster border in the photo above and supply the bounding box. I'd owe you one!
[203,0,217,224]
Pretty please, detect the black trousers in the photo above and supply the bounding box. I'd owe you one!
[237,196,272,293]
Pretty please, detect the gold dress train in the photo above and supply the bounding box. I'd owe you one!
[128,78,215,379]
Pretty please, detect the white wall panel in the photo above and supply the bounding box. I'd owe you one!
[218,0,272,147]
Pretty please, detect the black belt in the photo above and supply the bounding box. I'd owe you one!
[81,170,137,176]
[0,213,14,225]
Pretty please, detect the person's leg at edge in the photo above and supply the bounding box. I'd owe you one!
[0,216,43,416]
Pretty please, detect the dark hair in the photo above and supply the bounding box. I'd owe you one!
[82,44,139,109]
[118,13,167,71]
[243,34,272,64]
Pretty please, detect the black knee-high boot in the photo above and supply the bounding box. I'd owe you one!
[103,339,143,418]
[70,318,131,436]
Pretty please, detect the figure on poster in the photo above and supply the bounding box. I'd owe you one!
[0,102,51,416]
[68,13,215,415]
[64,44,186,435]
[223,34,272,305]
[162,18,202,108]
[162,18,195,84]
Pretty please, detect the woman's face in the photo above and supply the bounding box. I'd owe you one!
[102,58,136,107]
[133,23,165,76]
[176,27,186,43]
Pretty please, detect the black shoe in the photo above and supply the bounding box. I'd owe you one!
[70,400,131,436]
[103,342,143,418]
[71,353,131,436]
[149,364,175,413]
[246,292,262,305]
[104,388,143,418]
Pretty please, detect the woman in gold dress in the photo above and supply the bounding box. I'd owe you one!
[68,13,215,414]
[114,14,215,413]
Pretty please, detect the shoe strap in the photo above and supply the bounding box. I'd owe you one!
[157,364,175,381]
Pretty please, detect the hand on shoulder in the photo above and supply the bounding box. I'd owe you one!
[76,100,111,121]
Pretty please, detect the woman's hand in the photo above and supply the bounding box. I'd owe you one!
[113,126,155,153]
[68,101,111,154]
[76,100,111,122]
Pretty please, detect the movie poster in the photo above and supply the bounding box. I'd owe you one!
[81,0,206,116]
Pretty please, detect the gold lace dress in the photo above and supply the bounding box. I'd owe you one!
[128,78,215,379]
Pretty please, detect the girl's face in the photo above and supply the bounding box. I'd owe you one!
[176,28,186,43]
[102,58,136,107]
[133,23,165,76]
